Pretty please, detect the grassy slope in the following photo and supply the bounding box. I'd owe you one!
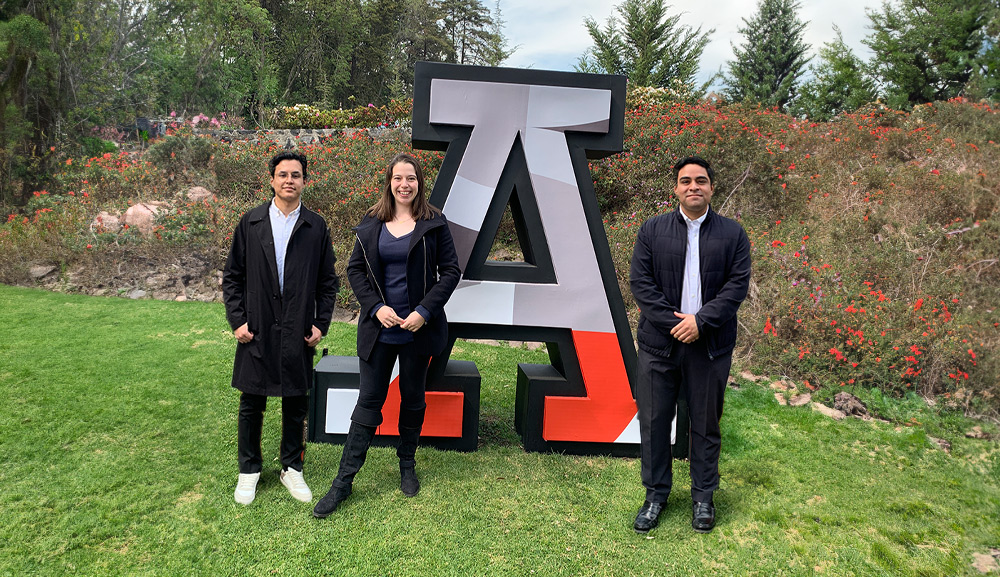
[0,285,997,576]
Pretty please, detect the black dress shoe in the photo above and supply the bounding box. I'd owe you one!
[633,500,666,533]
[692,501,715,533]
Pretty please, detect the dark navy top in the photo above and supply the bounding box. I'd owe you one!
[376,223,414,344]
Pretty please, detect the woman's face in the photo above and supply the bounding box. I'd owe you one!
[390,161,419,213]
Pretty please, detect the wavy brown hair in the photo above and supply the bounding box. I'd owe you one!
[368,153,441,222]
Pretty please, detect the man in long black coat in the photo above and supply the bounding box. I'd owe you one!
[629,156,751,534]
[223,151,339,505]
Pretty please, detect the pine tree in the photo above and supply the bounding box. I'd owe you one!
[479,1,517,67]
[724,0,810,109]
[789,27,877,120]
[865,0,989,108]
[968,2,1000,101]
[575,0,713,92]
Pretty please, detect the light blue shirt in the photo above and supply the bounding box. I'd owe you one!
[681,211,706,315]
[269,200,301,295]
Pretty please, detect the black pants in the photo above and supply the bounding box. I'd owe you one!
[351,341,428,430]
[237,393,308,474]
[636,342,730,503]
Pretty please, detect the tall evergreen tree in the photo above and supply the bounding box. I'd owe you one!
[150,0,273,115]
[968,1,1000,100]
[790,27,877,120]
[392,0,453,98]
[479,1,517,66]
[865,0,989,108]
[575,0,713,91]
[352,0,406,105]
[440,0,489,65]
[724,0,810,109]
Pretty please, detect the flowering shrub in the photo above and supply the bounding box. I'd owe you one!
[626,83,707,108]
[271,100,412,130]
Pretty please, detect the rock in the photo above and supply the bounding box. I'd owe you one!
[774,393,788,406]
[966,426,991,440]
[739,371,764,382]
[128,289,147,299]
[466,338,503,347]
[972,552,999,573]
[789,393,812,407]
[186,186,215,202]
[770,380,795,392]
[193,291,217,302]
[175,294,187,302]
[90,211,121,233]
[811,402,846,420]
[145,273,174,290]
[30,265,57,279]
[122,201,169,235]
[332,308,358,324]
[928,437,951,453]
[834,392,870,418]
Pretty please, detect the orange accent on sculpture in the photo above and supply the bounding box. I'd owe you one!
[542,330,636,442]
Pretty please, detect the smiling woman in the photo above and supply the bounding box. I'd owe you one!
[312,153,462,518]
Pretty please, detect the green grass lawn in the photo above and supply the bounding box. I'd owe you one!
[0,285,997,576]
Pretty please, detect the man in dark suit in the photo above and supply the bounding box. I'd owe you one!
[223,151,339,506]
[629,156,751,533]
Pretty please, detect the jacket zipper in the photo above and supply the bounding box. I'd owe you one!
[355,231,387,304]
[423,237,428,295]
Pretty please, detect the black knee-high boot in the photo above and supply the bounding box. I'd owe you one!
[313,422,376,518]
[397,425,422,497]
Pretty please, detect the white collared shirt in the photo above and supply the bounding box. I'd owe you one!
[269,200,301,295]
[681,211,707,315]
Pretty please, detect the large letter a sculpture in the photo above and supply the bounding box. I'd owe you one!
[310,63,646,456]
[413,62,639,455]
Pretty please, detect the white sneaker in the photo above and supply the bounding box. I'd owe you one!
[280,468,312,502]
[234,472,260,505]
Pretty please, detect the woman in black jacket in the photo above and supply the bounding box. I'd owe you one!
[314,153,461,518]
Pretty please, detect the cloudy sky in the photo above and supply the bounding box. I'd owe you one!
[500,0,881,89]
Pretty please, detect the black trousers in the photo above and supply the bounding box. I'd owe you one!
[636,342,730,503]
[237,393,308,474]
[351,341,428,430]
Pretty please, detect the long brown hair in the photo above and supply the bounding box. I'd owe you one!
[368,153,441,222]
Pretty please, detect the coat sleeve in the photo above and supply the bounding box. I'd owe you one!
[694,227,751,333]
[222,217,248,331]
[629,219,681,333]
[312,224,340,335]
[347,233,384,318]
[417,220,461,319]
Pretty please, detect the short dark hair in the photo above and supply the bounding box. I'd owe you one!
[269,151,308,181]
[673,156,713,184]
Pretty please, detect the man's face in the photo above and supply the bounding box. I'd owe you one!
[270,159,305,206]
[674,163,713,219]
